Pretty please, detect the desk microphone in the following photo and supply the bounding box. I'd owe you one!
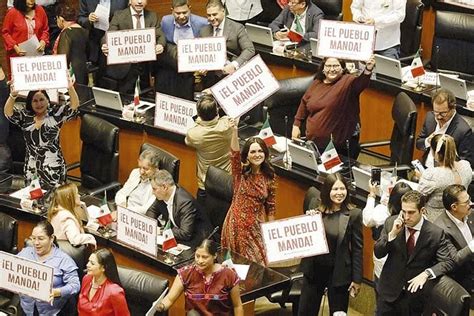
[346,139,355,189]
[206,226,220,242]
[434,45,440,91]
[247,3,254,22]
[284,115,289,164]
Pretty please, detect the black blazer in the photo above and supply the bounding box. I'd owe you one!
[145,186,211,247]
[375,216,455,302]
[434,211,474,294]
[416,112,474,167]
[300,207,363,287]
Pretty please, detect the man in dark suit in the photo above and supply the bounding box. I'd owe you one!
[154,0,208,100]
[269,0,324,43]
[199,0,255,88]
[78,0,129,65]
[101,0,167,94]
[146,170,212,247]
[416,88,474,167]
[435,184,474,304]
[375,190,455,315]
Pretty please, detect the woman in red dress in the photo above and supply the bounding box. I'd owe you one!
[221,118,276,265]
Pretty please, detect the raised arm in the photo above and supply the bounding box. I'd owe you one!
[67,77,80,110]
[230,118,239,152]
[4,82,18,118]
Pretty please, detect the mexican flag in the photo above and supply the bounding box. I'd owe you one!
[222,250,234,269]
[162,221,177,251]
[97,195,113,226]
[322,140,342,171]
[29,175,43,200]
[134,77,140,106]
[288,30,303,43]
[410,50,425,78]
[258,117,276,147]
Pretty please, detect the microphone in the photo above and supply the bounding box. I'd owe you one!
[206,226,220,241]
[346,139,355,189]
[284,115,290,165]
[247,3,254,22]
[434,45,440,91]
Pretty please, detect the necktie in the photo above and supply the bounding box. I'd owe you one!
[134,14,142,29]
[214,27,220,37]
[295,15,303,34]
[406,228,416,256]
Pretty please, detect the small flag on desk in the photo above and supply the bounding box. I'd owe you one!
[287,30,303,43]
[134,77,141,106]
[162,221,178,251]
[97,196,113,226]
[321,140,342,171]
[410,50,425,78]
[258,117,277,147]
[222,250,234,269]
[29,175,43,200]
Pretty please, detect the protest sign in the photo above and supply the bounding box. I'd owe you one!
[211,55,279,118]
[116,206,157,256]
[317,20,375,61]
[154,93,197,135]
[0,251,53,302]
[261,214,329,264]
[107,28,156,65]
[177,37,227,73]
[11,55,68,91]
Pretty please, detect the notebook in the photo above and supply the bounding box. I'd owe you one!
[352,166,380,196]
[438,74,474,101]
[92,87,123,112]
[245,23,274,47]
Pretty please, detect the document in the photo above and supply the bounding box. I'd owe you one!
[145,288,168,316]
[94,4,110,31]
[18,36,43,56]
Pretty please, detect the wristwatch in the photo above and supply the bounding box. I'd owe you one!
[424,269,434,279]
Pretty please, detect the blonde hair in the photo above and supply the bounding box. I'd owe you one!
[431,134,457,169]
[48,183,83,227]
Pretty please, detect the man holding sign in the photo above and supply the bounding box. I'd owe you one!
[101,0,166,94]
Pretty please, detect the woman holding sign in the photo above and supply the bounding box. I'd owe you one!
[4,75,79,190]
[298,173,363,316]
[221,118,276,264]
[292,56,375,159]
[17,221,80,315]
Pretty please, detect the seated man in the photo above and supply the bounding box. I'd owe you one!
[115,149,160,214]
[435,184,474,303]
[185,94,233,207]
[416,88,473,168]
[101,0,166,94]
[146,170,212,247]
[269,0,324,44]
[155,0,208,100]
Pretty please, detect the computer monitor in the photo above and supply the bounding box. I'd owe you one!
[245,23,274,47]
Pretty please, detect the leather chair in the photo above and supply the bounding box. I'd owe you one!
[0,212,19,316]
[204,166,233,242]
[423,275,471,316]
[431,10,474,78]
[6,123,25,176]
[68,114,121,196]
[117,266,169,316]
[313,0,343,21]
[265,76,313,137]
[360,92,418,166]
[400,0,424,60]
[140,143,180,183]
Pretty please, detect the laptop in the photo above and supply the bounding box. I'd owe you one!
[374,54,405,82]
[245,23,274,47]
[92,87,123,112]
[352,166,381,196]
[438,74,474,101]
[288,141,319,174]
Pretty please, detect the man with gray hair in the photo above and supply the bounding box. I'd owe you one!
[146,170,212,246]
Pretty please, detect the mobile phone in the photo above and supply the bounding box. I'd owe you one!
[411,159,425,172]
[371,168,381,185]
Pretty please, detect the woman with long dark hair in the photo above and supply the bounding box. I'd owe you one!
[221,119,276,264]
[299,173,363,315]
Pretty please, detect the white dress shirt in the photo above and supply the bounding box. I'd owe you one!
[446,210,473,245]
[224,0,263,21]
[165,185,178,228]
[130,7,145,29]
[291,8,307,35]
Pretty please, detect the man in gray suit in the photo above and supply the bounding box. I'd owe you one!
[199,0,255,88]
[101,0,167,93]
[435,184,474,305]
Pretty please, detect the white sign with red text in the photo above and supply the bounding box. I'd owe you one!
[211,55,279,118]
[261,214,329,264]
[116,206,157,256]
[154,92,197,135]
[11,55,68,91]
[177,36,227,73]
[107,28,157,65]
[0,251,54,302]
[317,20,375,61]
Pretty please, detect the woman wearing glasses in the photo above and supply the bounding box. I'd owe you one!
[292,56,375,158]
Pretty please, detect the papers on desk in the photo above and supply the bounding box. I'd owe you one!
[156,234,191,255]
[401,66,439,86]
[18,36,43,56]
[317,163,342,174]
[272,136,290,153]
[9,187,46,200]
[145,288,168,316]
[233,264,250,280]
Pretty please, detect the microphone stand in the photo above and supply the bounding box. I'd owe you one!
[284,115,290,168]
[434,45,440,92]
[346,139,355,189]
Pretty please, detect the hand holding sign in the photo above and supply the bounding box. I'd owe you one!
[37,40,46,53]
[155,44,164,55]
[14,45,26,56]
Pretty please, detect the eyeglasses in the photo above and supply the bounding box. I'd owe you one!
[324,64,341,70]
[433,109,452,117]
[288,1,303,6]
[457,199,472,206]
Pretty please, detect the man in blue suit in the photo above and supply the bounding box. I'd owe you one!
[155,0,208,100]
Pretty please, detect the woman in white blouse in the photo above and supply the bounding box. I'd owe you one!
[48,183,96,247]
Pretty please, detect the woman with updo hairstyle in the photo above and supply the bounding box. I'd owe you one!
[156,239,243,315]
[17,221,80,315]
[78,248,130,316]
[418,133,472,221]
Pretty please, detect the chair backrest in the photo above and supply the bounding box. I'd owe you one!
[400,0,424,58]
[389,92,418,165]
[0,212,18,254]
[432,10,474,76]
[6,123,25,175]
[265,76,314,137]
[424,275,471,316]
[303,186,320,212]
[117,265,169,316]
[56,240,88,280]
[140,143,180,183]
[312,0,343,21]
[204,166,233,240]
[80,114,119,189]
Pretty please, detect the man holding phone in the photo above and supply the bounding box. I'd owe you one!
[375,190,455,314]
